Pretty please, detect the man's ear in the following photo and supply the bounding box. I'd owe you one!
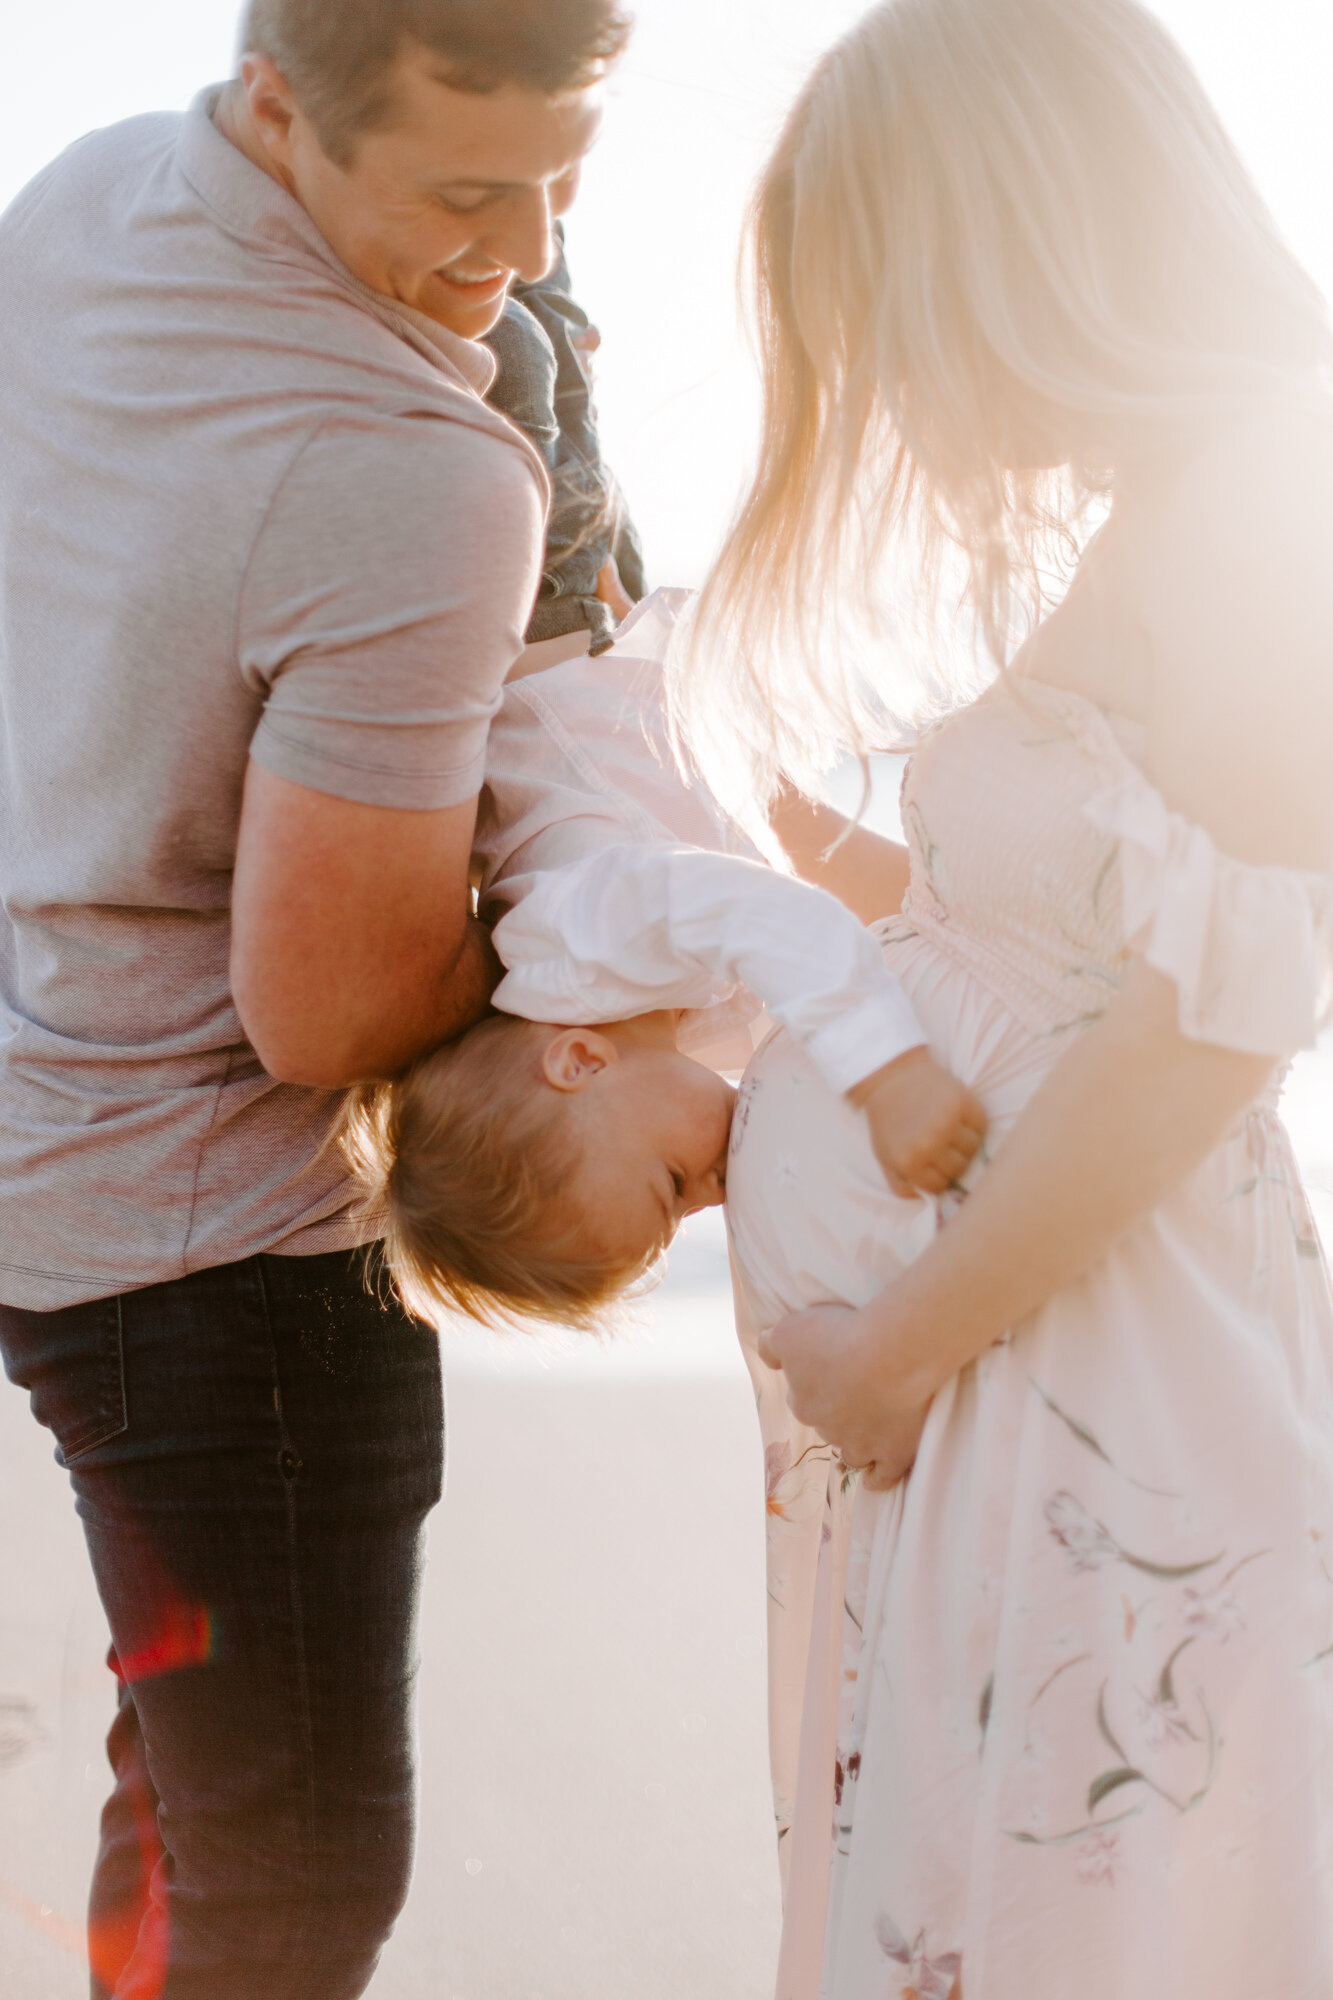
[238,53,301,163]
[539,1028,618,1094]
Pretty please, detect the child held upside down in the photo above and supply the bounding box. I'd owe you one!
[345,590,988,1327]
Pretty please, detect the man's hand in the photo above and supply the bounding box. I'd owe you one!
[852,1046,988,1199]
[758,1300,930,1491]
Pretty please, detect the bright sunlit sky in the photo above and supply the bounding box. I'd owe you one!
[4,1,1332,588]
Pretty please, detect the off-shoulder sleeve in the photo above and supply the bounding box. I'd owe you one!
[1084,777,1333,1055]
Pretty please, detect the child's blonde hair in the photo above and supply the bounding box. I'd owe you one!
[342,1014,652,1331]
[673,0,1333,815]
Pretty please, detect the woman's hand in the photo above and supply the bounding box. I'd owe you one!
[759,1301,932,1491]
[767,783,913,927]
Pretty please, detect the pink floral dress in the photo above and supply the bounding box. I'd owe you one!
[727,677,1333,2000]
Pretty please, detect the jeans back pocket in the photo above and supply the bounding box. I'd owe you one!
[0,1293,129,1466]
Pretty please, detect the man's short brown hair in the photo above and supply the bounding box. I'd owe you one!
[242,0,632,163]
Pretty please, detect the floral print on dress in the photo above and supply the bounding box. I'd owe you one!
[728,1067,765,1163]
[876,1913,962,2000]
[994,1387,1274,1856]
[1044,1491,1224,1581]
[1074,1829,1121,1887]
[1231,1106,1327,1263]
[766,1439,837,1524]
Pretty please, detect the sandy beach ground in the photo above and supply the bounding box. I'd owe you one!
[2,1045,1331,1999]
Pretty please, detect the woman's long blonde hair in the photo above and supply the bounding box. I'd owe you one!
[673,0,1333,815]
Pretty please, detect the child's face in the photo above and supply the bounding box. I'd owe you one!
[540,1021,735,1270]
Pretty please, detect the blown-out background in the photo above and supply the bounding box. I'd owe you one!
[1,3,1331,1994]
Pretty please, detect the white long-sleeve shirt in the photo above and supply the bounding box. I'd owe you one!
[474,589,925,1095]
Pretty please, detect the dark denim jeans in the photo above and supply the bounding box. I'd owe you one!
[0,1247,444,2000]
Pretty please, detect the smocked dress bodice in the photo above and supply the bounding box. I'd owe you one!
[894,680,1137,1039]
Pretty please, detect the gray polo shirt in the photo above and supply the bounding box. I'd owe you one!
[0,90,546,1308]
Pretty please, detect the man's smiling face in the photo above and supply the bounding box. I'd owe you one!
[233,42,604,339]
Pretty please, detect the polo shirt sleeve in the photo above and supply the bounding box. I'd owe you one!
[238,408,545,809]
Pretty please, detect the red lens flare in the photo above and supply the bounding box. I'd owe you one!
[112,1603,214,1687]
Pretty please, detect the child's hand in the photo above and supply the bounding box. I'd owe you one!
[851,1047,988,1199]
[596,557,634,622]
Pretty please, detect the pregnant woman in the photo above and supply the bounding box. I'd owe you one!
[677,1,1333,1994]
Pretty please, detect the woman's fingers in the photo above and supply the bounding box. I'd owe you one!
[961,1091,989,1137]
[862,1461,897,1492]
[902,1159,958,1195]
[860,1437,921,1488]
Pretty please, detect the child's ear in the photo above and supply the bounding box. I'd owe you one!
[540,1028,618,1093]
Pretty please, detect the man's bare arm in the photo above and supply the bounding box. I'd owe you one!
[231,764,498,1088]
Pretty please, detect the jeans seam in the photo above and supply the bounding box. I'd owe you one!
[59,1295,129,1463]
[114,1294,127,1430]
[253,1257,319,1968]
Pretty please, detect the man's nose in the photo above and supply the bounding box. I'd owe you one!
[489,185,556,285]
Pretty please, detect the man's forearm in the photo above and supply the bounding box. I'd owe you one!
[241,913,501,1089]
[875,962,1276,1400]
[313,915,502,1086]
[424,915,502,1055]
[231,770,502,1089]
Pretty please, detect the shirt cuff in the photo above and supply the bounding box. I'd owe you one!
[801,985,927,1097]
[248,720,488,811]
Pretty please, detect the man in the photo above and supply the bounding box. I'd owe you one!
[0,2,627,1993]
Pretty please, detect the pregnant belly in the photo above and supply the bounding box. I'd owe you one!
[725,927,1061,1334]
